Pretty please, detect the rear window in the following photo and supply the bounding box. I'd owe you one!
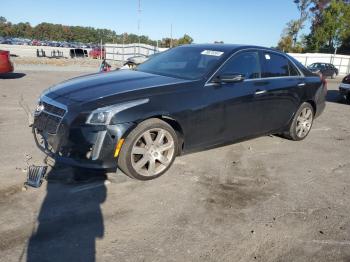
[261,52,289,77]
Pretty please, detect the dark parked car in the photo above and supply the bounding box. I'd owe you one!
[339,74,350,103]
[33,44,326,180]
[307,63,338,79]
[69,48,88,58]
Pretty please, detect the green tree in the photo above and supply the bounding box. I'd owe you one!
[177,34,193,45]
[0,17,194,46]
[308,0,350,52]
[277,35,294,52]
[293,0,312,45]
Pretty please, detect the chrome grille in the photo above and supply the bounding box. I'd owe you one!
[33,97,67,134]
[42,101,66,117]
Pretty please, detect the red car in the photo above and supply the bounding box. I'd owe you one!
[0,50,14,74]
[89,48,105,59]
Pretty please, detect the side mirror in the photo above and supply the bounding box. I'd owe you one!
[213,73,245,84]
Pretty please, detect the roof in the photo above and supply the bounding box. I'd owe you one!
[178,43,278,54]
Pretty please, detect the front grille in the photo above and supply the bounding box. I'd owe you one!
[34,99,66,134]
[42,101,66,117]
[34,112,62,134]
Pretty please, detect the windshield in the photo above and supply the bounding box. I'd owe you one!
[136,46,226,80]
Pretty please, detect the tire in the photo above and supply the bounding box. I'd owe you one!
[284,102,314,141]
[118,118,178,180]
[331,72,336,79]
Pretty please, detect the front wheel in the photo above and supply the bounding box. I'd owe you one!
[118,118,178,180]
[331,72,336,79]
[284,102,314,141]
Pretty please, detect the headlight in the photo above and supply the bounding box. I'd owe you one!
[86,98,149,125]
[87,111,110,124]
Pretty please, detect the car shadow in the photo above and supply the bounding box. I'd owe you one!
[0,73,26,79]
[26,165,107,262]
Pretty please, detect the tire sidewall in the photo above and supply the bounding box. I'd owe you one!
[289,102,314,141]
[118,119,178,180]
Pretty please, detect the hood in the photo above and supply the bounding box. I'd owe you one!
[43,70,191,105]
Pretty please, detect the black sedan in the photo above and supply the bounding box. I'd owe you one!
[33,44,326,180]
[339,74,350,103]
[307,62,338,79]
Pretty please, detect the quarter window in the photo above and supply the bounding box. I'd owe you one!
[288,61,300,76]
[219,51,261,79]
[262,53,290,78]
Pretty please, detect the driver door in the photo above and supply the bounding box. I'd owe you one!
[186,50,267,149]
[213,50,267,141]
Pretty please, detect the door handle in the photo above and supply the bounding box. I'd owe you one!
[255,89,267,95]
[298,83,306,87]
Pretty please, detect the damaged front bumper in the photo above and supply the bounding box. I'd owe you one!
[33,122,134,171]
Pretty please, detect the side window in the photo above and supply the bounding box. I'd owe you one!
[288,61,300,76]
[219,51,261,79]
[262,52,289,78]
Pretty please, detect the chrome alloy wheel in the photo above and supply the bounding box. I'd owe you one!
[131,128,175,177]
[296,107,313,138]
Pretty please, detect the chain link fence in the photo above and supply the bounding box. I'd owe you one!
[105,43,167,62]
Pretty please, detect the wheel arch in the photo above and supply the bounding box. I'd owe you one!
[128,114,185,155]
[155,115,185,155]
[306,100,317,115]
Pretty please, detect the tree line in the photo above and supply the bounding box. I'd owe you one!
[277,0,350,54]
[0,17,193,47]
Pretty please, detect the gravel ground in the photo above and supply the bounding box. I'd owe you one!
[0,70,350,262]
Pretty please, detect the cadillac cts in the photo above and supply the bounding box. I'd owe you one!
[33,44,326,180]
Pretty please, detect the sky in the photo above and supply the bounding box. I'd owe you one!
[1,0,310,47]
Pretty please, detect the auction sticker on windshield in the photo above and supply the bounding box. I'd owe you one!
[201,50,224,56]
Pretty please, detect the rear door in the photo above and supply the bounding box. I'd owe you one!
[256,51,302,133]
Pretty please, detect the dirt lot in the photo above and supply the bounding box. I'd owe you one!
[0,70,350,262]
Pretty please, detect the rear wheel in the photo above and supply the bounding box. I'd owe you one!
[284,102,314,141]
[118,118,178,180]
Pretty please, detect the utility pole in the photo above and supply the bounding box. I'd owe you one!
[170,24,173,48]
[100,38,103,60]
[138,0,141,50]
